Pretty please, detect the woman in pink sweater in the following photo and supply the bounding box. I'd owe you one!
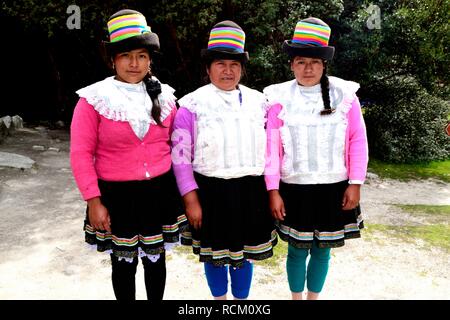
[171,21,277,300]
[70,9,186,300]
[264,18,368,300]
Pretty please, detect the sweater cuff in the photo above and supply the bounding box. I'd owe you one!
[82,190,101,201]
[180,183,199,197]
[348,180,364,185]
[265,176,280,191]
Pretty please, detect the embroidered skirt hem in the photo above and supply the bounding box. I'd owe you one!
[276,180,364,249]
[83,169,187,260]
[181,173,278,267]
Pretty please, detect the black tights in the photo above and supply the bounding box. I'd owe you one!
[110,252,166,300]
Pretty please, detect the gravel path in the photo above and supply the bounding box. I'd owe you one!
[0,127,448,300]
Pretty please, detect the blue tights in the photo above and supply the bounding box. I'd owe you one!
[204,260,253,299]
[286,242,331,293]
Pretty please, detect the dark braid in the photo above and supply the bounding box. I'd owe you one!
[319,64,335,115]
[143,72,164,126]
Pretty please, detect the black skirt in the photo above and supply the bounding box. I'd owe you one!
[84,169,188,260]
[181,172,278,268]
[277,180,364,249]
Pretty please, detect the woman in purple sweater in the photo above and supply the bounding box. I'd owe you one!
[171,21,277,300]
[264,18,369,300]
[70,9,186,300]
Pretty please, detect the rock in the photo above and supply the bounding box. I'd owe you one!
[366,172,380,180]
[34,126,47,132]
[55,120,65,128]
[48,147,60,152]
[0,115,25,143]
[0,151,35,169]
[0,120,8,143]
[11,115,23,129]
[1,116,12,129]
[32,145,46,151]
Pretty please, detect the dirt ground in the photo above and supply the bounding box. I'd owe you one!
[0,127,449,300]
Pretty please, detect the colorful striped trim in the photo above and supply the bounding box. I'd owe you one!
[112,234,139,247]
[292,21,330,47]
[162,222,180,233]
[277,224,314,241]
[107,13,151,43]
[344,223,361,233]
[102,234,165,247]
[163,214,188,234]
[314,229,345,241]
[199,248,244,261]
[139,234,164,245]
[198,230,276,260]
[85,225,113,242]
[277,222,361,242]
[192,239,201,249]
[207,26,245,53]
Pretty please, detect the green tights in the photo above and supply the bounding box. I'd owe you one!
[286,242,331,293]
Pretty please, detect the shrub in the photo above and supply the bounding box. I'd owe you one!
[364,76,450,163]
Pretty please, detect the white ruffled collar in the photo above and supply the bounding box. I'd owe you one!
[265,76,359,114]
[111,77,145,89]
[297,83,321,93]
[76,76,176,139]
[209,83,241,108]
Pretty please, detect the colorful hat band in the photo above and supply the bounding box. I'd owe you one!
[292,21,331,47]
[108,13,151,43]
[207,26,245,53]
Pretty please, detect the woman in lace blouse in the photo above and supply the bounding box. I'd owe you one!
[264,17,368,300]
[70,9,186,300]
[171,20,277,300]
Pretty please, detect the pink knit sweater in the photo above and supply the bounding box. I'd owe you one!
[70,98,176,200]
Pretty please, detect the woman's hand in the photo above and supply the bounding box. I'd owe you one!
[269,190,286,221]
[183,190,203,230]
[87,197,111,232]
[342,184,361,210]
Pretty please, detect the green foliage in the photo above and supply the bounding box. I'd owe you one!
[364,76,450,163]
[2,0,449,164]
[1,0,346,106]
[368,159,450,182]
[334,1,449,165]
[350,0,450,164]
[234,0,345,90]
[335,0,449,98]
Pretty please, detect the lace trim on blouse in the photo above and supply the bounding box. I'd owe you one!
[76,76,176,139]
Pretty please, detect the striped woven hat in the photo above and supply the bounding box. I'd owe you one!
[201,20,249,63]
[283,17,335,60]
[103,9,159,56]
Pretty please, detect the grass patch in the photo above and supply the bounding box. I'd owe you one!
[172,244,193,254]
[366,223,450,252]
[368,159,450,182]
[394,204,450,219]
[172,244,197,260]
[254,239,287,270]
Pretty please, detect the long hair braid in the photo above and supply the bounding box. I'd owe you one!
[319,63,334,115]
[144,71,164,126]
